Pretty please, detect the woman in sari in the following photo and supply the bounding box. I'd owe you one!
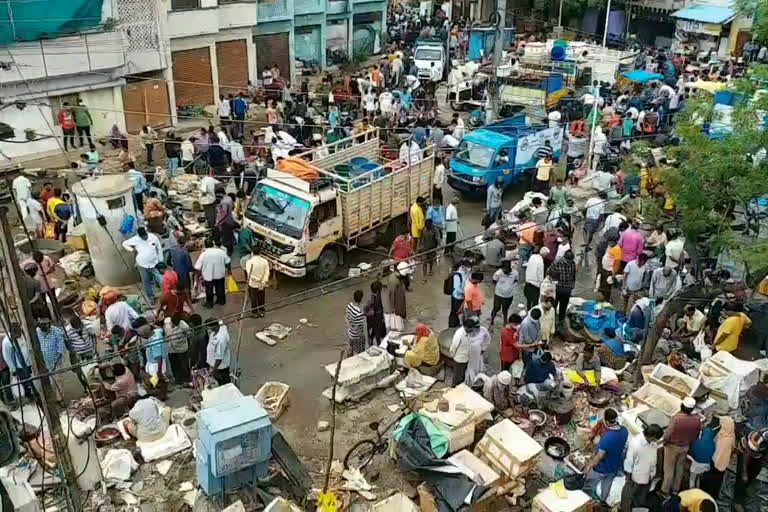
[404,323,439,369]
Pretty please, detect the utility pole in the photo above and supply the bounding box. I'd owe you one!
[0,207,83,511]
[490,0,507,121]
[558,0,564,28]
[602,0,613,48]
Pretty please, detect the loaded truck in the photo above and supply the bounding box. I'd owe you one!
[447,115,563,196]
[414,38,447,81]
[242,129,435,279]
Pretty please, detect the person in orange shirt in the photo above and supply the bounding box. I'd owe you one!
[516,214,537,274]
[370,66,381,88]
[599,239,622,302]
[463,272,485,318]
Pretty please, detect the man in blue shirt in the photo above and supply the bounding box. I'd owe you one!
[231,93,248,139]
[36,318,66,371]
[448,259,470,328]
[426,200,445,237]
[583,407,629,502]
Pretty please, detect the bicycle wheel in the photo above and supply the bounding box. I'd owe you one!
[344,439,377,470]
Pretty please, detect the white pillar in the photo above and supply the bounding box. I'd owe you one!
[209,42,221,102]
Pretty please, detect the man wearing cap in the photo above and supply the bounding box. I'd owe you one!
[385,262,411,332]
[662,397,702,495]
[483,370,513,412]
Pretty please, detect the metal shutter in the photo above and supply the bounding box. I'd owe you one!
[172,47,214,106]
[254,33,290,84]
[216,39,249,97]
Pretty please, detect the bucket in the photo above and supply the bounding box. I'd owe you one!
[560,382,574,400]
[551,399,573,425]
[350,157,369,168]
[334,164,352,177]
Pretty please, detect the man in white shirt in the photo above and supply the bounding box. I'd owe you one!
[451,113,465,140]
[363,91,377,116]
[602,208,626,235]
[620,424,662,512]
[665,232,686,268]
[105,296,140,331]
[2,325,33,400]
[379,88,394,115]
[206,319,231,384]
[244,245,270,318]
[391,56,404,87]
[199,176,219,228]
[433,158,446,204]
[216,127,230,153]
[122,227,164,304]
[445,197,458,255]
[229,140,245,165]
[547,110,562,129]
[584,193,606,246]
[24,192,45,238]
[591,127,608,172]
[449,318,474,386]
[217,94,231,129]
[592,168,616,193]
[12,175,31,219]
[194,238,231,308]
[524,247,547,310]
[181,137,195,170]
[430,62,442,82]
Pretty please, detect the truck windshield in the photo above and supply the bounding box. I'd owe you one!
[415,48,442,61]
[246,184,310,239]
[455,141,495,168]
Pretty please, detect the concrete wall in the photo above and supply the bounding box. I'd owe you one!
[0,84,124,161]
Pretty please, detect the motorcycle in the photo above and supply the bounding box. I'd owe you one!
[468,108,485,129]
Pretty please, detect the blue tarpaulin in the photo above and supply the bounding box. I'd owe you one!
[621,70,664,83]
[0,0,104,45]
[671,3,737,24]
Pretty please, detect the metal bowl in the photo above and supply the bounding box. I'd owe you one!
[528,409,547,427]
[544,436,571,460]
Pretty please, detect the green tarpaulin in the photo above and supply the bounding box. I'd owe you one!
[0,0,104,45]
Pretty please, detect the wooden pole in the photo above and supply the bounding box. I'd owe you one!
[322,350,346,493]
[0,206,83,511]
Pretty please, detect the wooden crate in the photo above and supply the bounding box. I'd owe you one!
[473,420,542,478]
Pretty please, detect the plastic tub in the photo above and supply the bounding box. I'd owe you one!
[349,157,369,168]
[334,164,352,177]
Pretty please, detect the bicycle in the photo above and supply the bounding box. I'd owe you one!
[342,392,416,469]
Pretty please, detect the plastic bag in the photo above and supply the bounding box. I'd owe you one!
[44,222,56,239]
[226,275,239,293]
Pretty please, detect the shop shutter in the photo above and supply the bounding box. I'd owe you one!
[254,32,290,84]
[216,39,249,97]
[122,80,171,134]
[172,47,214,106]
[122,84,145,134]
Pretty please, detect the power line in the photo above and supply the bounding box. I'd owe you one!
[0,189,623,391]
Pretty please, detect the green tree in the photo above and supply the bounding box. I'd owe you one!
[656,90,768,270]
[734,0,768,43]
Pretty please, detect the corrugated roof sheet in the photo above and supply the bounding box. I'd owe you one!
[671,3,737,24]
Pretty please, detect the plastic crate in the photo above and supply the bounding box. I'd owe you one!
[631,383,683,417]
[255,381,290,421]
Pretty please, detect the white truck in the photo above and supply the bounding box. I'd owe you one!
[414,38,446,82]
[242,130,435,280]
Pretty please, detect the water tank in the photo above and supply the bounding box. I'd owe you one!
[72,175,138,286]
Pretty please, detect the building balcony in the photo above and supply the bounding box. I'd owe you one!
[327,0,349,15]
[258,0,291,22]
[0,31,126,85]
[295,0,324,15]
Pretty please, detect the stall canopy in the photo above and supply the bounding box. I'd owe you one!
[671,3,738,24]
[0,0,104,45]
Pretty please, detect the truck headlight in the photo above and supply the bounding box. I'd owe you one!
[472,176,485,184]
[288,255,306,266]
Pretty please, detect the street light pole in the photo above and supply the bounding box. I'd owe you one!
[558,0,564,28]
[602,0,612,48]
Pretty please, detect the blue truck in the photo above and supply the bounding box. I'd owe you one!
[447,115,564,195]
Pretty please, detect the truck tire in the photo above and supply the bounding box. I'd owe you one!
[312,247,339,281]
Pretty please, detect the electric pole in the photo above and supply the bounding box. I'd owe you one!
[491,0,507,121]
[0,207,83,511]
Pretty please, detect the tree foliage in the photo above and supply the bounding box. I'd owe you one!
[658,89,768,273]
[734,0,768,43]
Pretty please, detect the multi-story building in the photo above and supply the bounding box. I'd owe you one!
[164,0,387,122]
[0,0,167,161]
[0,0,388,162]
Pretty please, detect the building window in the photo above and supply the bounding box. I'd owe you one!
[171,0,200,10]
[50,94,79,126]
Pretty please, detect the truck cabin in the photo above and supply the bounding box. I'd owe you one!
[448,116,551,194]
[414,39,446,80]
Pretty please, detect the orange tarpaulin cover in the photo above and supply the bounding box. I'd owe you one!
[276,157,321,183]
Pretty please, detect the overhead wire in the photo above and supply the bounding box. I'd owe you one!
[0,187,630,393]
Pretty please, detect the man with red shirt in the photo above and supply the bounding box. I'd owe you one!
[155,281,193,320]
[500,313,522,374]
[57,103,76,151]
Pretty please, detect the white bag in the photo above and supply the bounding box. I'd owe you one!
[385,313,404,333]
[693,330,712,360]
